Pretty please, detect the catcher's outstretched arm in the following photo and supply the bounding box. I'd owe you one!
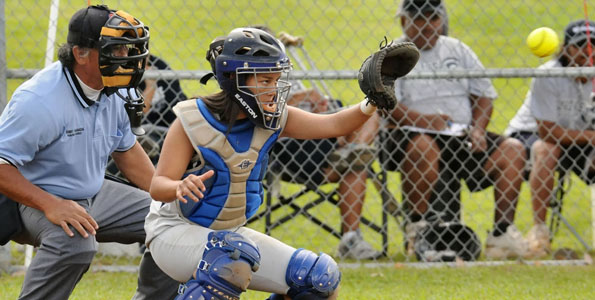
[281,104,374,140]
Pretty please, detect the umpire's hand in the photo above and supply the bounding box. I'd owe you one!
[44,197,99,238]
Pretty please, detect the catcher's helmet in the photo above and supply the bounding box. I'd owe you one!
[214,28,291,130]
[414,222,481,262]
[98,9,149,91]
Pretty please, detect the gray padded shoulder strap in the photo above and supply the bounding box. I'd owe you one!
[172,99,206,170]
[172,99,281,229]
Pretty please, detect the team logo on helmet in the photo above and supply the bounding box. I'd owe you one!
[235,94,258,119]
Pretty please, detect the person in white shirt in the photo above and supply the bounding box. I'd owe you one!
[520,20,595,258]
[383,0,528,259]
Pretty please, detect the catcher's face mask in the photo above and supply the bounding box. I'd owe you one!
[236,68,291,130]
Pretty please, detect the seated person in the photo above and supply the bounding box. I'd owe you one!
[138,54,188,164]
[383,0,528,259]
[255,25,383,260]
[504,95,539,179]
[521,20,595,258]
[140,54,187,128]
[273,88,382,260]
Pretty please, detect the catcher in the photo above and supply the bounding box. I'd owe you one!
[145,27,418,299]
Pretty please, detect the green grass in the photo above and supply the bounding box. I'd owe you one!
[4,0,595,298]
[2,264,594,299]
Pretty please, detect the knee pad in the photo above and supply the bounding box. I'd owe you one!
[285,249,341,299]
[175,231,261,300]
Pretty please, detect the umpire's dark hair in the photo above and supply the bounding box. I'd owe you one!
[57,43,76,69]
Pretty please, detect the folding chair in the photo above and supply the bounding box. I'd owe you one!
[245,32,399,256]
[505,132,593,253]
[277,31,341,112]
[246,138,392,256]
[548,169,593,252]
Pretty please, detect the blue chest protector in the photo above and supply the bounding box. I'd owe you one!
[172,99,284,229]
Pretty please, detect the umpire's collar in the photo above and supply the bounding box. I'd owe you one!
[63,66,99,108]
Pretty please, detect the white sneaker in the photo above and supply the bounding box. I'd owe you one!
[404,220,428,256]
[336,230,382,260]
[485,225,528,259]
[526,224,551,258]
[328,144,376,172]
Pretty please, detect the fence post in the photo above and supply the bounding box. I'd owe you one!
[0,0,7,112]
[0,1,11,275]
[591,185,595,250]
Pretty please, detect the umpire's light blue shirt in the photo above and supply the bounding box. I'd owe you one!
[0,62,136,199]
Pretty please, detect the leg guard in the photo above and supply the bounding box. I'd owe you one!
[175,231,261,300]
[285,249,341,299]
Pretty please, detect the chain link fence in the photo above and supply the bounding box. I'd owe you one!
[2,0,595,272]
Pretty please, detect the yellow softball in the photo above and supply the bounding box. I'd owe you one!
[526,27,559,57]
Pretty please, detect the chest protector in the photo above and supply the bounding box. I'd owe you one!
[173,99,285,229]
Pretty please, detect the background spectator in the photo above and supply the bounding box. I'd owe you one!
[383,0,528,259]
[525,20,595,258]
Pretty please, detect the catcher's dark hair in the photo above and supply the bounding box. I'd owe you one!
[200,35,242,136]
[201,90,242,138]
[57,43,76,69]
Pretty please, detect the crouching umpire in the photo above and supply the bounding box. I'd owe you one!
[0,5,178,300]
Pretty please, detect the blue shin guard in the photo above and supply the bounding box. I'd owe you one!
[175,231,261,300]
[284,249,341,299]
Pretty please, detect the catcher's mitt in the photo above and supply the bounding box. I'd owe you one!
[358,40,420,110]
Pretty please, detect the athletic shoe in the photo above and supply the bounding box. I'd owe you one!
[328,144,376,172]
[336,229,382,260]
[526,224,551,258]
[485,225,529,259]
[404,220,428,256]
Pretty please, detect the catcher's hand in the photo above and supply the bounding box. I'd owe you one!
[358,40,420,110]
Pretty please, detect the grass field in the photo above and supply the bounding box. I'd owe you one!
[3,0,595,299]
[2,264,594,299]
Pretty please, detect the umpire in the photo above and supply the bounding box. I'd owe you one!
[0,5,177,300]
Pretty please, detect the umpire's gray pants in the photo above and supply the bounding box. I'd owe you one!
[13,179,179,300]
